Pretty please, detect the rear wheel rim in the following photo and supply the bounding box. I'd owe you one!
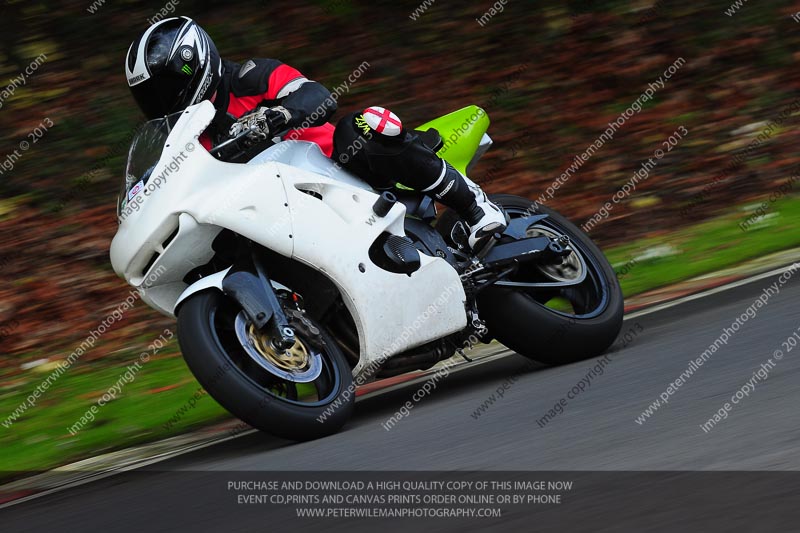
[499,205,611,320]
[525,224,587,282]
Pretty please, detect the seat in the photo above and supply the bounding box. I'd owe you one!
[416,128,444,152]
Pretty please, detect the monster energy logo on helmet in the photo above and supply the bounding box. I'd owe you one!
[125,16,222,119]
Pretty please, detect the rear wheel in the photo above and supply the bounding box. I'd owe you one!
[177,291,354,441]
[444,194,624,364]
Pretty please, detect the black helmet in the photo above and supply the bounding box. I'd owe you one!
[125,16,222,119]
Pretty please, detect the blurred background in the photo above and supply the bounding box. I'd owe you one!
[1,0,799,475]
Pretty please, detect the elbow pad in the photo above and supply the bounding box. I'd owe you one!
[281,81,337,127]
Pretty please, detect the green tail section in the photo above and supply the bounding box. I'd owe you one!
[416,105,490,175]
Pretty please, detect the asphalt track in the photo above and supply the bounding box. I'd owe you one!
[4,268,800,531]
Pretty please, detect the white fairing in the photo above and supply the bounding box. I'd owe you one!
[110,102,467,377]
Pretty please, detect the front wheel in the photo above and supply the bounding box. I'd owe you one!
[476,194,624,364]
[177,291,354,441]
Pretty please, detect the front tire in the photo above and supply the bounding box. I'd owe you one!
[177,291,354,441]
[476,194,624,364]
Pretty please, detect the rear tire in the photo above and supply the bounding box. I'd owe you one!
[177,291,354,441]
[444,194,624,364]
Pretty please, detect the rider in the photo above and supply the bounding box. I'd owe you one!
[125,16,506,248]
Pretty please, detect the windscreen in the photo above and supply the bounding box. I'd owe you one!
[117,111,183,219]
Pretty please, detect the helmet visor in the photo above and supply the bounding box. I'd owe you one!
[130,64,205,120]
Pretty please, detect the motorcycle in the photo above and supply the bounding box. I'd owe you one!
[110,101,623,440]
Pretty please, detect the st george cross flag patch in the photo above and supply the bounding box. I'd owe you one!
[362,106,403,136]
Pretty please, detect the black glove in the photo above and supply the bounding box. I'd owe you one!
[229,106,293,140]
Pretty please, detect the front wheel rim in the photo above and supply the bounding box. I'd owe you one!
[208,299,344,407]
[234,312,324,383]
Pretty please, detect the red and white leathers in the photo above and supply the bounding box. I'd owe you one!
[200,58,336,156]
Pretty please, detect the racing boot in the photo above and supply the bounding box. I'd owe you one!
[423,160,507,250]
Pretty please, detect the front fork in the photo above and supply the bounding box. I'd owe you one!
[221,242,296,349]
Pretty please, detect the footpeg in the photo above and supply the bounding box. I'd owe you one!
[474,232,502,260]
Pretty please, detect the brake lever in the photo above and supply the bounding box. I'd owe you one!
[209,125,262,158]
